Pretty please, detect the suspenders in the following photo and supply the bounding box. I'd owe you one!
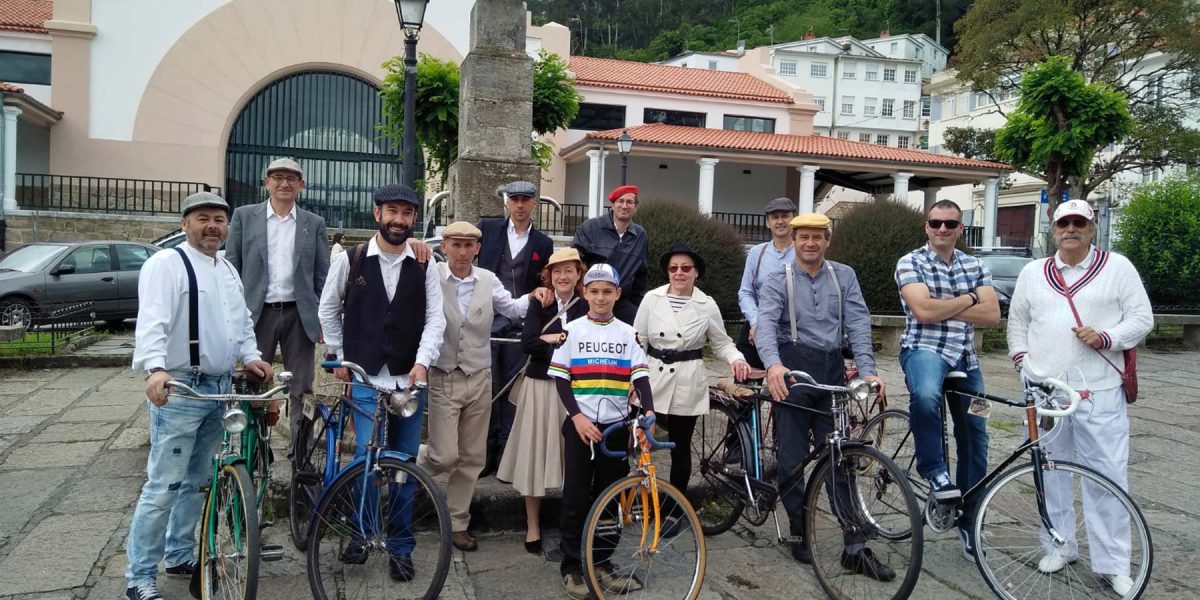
[173,247,201,373]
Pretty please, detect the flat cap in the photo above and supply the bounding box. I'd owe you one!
[764,197,797,215]
[504,181,538,197]
[181,191,230,217]
[372,183,420,206]
[264,158,304,178]
[608,185,639,202]
[583,263,621,287]
[442,221,482,240]
[790,213,831,230]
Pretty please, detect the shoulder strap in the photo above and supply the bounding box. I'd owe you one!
[173,247,200,371]
[342,243,366,304]
[1050,264,1124,375]
[542,297,581,334]
[785,263,797,343]
[750,243,770,302]
[825,261,845,338]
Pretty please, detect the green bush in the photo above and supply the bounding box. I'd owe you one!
[826,201,928,315]
[636,200,747,319]
[1115,177,1200,306]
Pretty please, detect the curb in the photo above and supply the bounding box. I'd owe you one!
[0,353,132,370]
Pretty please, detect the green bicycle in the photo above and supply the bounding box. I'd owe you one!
[166,370,292,600]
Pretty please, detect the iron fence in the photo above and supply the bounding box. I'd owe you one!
[0,302,97,356]
[711,212,769,244]
[16,174,221,216]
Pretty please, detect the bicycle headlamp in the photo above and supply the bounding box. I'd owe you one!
[848,378,871,403]
[386,388,420,418]
[222,404,248,433]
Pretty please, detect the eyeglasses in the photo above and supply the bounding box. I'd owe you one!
[269,174,301,184]
[1055,217,1089,229]
[668,265,695,274]
[927,219,961,230]
[613,199,638,206]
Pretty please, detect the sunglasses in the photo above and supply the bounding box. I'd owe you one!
[1055,217,1089,229]
[668,265,695,274]
[927,219,961,230]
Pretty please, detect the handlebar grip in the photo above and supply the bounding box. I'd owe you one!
[321,360,342,369]
[637,414,676,450]
[1035,377,1082,418]
[597,421,628,459]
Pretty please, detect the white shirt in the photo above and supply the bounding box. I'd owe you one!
[318,236,446,390]
[507,219,530,258]
[265,202,297,303]
[133,244,261,374]
[442,265,530,320]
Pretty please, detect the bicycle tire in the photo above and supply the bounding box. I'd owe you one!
[306,456,452,600]
[582,476,706,600]
[858,410,923,500]
[691,394,749,535]
[288,412,329,550]
[250,418,272,525]
[199,462,260,600]
[974,460,1153,600]
[804,445,923,600]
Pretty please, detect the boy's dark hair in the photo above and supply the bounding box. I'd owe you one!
[928,199,963,218]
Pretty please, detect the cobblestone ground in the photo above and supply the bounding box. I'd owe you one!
[0,349,1195,599]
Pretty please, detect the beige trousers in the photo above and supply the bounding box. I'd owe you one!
[418,366,492,531]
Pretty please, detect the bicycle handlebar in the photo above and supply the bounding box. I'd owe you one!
[319,360,427,393]
[786,370,878,395]
[1033,377,1082,418]
[166,371,293,402]
[596,414,674,459]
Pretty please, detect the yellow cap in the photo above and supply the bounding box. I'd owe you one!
[789,213,831,230]
[546,247,582,268]
[441,221,482,239]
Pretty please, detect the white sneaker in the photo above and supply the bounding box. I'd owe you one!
[1036,548,1077,573]
[1104,574,1134,597]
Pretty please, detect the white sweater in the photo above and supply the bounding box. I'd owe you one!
[1007,247,1152,391]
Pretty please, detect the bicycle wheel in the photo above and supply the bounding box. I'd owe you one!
[306,456,452,600]
[582,477,706,600]
[199,463,260,600]
[858,410,923,501]
[974,460,1152,600]
[289,411,330,550]
[690,394,748,535]
[249,417,272,523]
[805,445,923,600]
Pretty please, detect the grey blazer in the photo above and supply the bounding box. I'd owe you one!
[226,201,330,343]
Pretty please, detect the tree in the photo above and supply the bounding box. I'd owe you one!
[1114,176,1200,306]
[952,0,1200,206]
[634,199,746,317]
[993,57,1133,212]
[942,127,998,161]
[826,200,929,315]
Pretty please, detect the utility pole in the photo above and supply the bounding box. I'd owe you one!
[935,0,942,46]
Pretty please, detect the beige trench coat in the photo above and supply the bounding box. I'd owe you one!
[634,285,744,416]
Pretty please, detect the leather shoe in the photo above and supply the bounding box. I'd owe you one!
[790,540,812,564]
[452,530,478,552]
[389,554,415,581]
[525,538,543,554]
[340,540,368,564]
[841,547,896,582]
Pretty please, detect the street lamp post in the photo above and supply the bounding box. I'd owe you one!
[617,129,634,185]
[394,0,429,191]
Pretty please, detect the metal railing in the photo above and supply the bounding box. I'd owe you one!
[16,174,221,216]
[0,302,97,357]
[711,212,769,244]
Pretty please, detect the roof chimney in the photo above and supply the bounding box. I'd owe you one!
[880,29,890,37]
[804,29,817,40]
[737,39,745,55]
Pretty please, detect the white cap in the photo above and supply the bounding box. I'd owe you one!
[264,158,304,179]
[583,263,621,287]
[1053,199,1094,222]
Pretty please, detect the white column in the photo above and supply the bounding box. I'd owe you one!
[892,172,913,205]
[982,177,1000,249]
[922,186,942,212]
[1,107,21,212]
[796,165,820,213]
[696,157,719,215]
[586,149,607,219]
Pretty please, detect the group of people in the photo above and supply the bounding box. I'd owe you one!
[124,153,1151,600]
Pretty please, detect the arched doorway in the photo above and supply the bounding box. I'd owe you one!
[224,70,415,229]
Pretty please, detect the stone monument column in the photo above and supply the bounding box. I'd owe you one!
[448,0,540,223]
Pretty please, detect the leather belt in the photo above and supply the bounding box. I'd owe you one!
[647,345,703,364]
[264,301,297,310]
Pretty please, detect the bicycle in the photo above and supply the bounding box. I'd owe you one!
[691,370,924,600]
[305,360,453,600]
[164,370,293,600]
[582,412,707,600]
[288,377,354,550]
[859,373,1154,599]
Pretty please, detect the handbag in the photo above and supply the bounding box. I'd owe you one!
[503,296,581,405]
[1051,266,1138,403]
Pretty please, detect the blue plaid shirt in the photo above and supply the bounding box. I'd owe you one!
[894,245,993,368]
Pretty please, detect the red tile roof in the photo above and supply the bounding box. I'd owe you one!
[570,56,793,104]
[0,0,51,34]
[1,82,26,93]
[587,124,1010,170]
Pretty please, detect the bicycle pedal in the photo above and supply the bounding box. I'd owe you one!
[722,466,747,477]
[259,519,276,530]
[780,535,803,544]
[260,544,285,562]
[293,470,321,486]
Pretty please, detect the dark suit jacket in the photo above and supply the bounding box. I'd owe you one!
[226,201,330,343]
[477,218,553,295]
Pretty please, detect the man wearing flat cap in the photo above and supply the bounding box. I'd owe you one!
[317,183,445,580]
[226,157,329,457]
[417,221,551,552]
[571,184,648,324]
[126,192,274,600]
[477,180,555,477]
[736,196,797,368]
[755,213,894,579]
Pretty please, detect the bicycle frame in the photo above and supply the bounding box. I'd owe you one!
[597,415,674,554]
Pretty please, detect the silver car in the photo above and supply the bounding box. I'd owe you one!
[0,241,161,327]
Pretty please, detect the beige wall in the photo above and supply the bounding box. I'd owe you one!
[3,210,181,246]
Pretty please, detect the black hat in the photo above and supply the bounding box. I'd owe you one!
[659,241,706,278]
[372,184,420,207]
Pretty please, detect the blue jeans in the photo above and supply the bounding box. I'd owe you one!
[899,349,989,507]
[126,371,229,587]
[349,379,426,555]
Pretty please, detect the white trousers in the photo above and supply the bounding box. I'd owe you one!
[1040,385,1131,576]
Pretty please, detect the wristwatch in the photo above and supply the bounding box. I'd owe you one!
[967,291,980,306]
[144,367,166,380]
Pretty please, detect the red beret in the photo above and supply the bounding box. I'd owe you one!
[608,185,639,202]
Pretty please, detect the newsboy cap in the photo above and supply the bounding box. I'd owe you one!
[764,197,797,215]
[181,191,230,217]
[372,184,421,207]
[264,158,304,178]
[504,181,538,197]
[442,221,482,240]
[790,213,832,230]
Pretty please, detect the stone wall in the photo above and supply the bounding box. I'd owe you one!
[2,210,182,247]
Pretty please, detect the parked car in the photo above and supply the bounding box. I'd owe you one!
[0,241,162,327]
[977,252,1034,313]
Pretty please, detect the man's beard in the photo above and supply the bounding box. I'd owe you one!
[378,221,413,246]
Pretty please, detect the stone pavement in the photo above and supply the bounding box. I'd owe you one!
[0,349,1197,600]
